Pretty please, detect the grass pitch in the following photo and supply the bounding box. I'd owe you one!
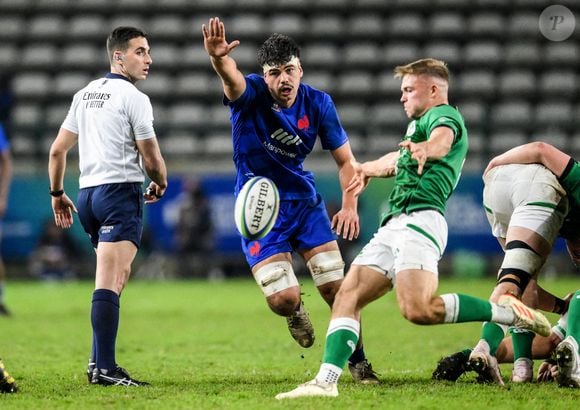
[0,276,578,409]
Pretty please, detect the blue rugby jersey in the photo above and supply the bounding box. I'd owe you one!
[225,74,348,200]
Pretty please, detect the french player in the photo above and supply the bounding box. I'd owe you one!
[202,17,378,382]
[48,27,167,386]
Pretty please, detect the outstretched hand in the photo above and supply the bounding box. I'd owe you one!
[52,193,77,229]
[202,17,240,58]
[345,161,370,197]
[331,208,360,241]
[399,140,427,175]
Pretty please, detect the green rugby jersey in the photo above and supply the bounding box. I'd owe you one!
[556,159,580,240]
[560,159,580,204]
[380,104,468,225]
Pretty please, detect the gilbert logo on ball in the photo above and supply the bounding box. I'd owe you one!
[234,177,280,240]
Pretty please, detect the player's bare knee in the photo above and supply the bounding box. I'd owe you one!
[266,288,301,316]
[400,308,430,324]
[399,299,438,325]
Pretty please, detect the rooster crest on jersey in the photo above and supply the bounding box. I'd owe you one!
[234,177,280,240]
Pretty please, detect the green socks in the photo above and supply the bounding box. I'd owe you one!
[322,318,360,367]
[315,318,360,383]
[510,327,534,360]
[441,293,492,323]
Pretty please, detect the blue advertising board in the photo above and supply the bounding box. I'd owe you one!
[144,174,240,253]
[1,172,568,262]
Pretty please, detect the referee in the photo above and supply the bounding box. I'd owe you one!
[48,26,167,386]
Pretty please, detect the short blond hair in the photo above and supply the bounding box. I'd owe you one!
[393,58,450,83]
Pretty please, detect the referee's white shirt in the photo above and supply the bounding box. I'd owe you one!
[61,74,156,189]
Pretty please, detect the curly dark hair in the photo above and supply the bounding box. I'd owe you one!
[257,33,300,67]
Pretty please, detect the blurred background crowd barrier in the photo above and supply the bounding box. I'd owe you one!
[0,0,578,278]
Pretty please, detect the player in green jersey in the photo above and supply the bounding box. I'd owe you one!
[434,161,574,385]
[477,141,580,388]
[276,59,552,399]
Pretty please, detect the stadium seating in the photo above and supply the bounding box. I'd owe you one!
[309,14,344,40]
[1,0,578,167]
[423,42,462,67]
[386,13,425,40]
[497,70,536,98]
[504,42,542,67]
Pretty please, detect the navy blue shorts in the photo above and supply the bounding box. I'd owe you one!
[77,183,143,248]
[241,193,337,267]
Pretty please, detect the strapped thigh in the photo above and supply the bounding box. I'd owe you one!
[307,250,345,286]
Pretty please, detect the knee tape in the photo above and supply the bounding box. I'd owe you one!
[253,261,299,297]
[498,244,543,290]
[306,250,345,286]
[500,244,543,275]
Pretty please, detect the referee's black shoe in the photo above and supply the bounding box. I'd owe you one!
[86,361,96,383]
[91,366,149,386]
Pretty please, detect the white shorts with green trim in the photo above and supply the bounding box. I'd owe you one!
[483,164,568,244]
[351,210,447,285]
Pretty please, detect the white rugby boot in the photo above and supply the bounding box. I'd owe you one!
[498,294,552,337]
[275,379,338,399]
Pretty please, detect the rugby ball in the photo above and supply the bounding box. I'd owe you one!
[234,177,280,240]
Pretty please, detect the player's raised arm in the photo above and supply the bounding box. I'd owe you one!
[202,17,245,101]
[484,141,572,178]
[346,151,400,197]
[360,150,400,178]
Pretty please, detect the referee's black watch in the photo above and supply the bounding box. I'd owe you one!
[49,189,64,197]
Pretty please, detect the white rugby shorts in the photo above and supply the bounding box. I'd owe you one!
[352,210,447,285]
[483,164,568,244]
